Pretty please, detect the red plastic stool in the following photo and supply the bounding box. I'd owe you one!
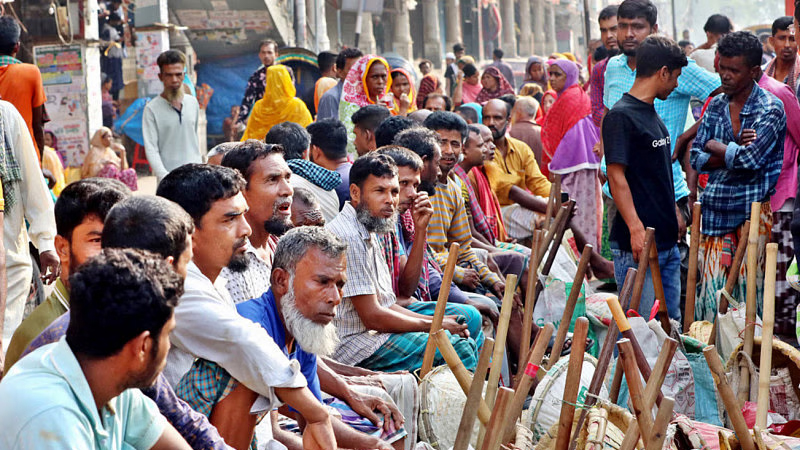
[132,144,151,173]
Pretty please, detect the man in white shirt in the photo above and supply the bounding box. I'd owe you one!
[690,14,732,73]
[143,50,202,182]
[156,164,335,450]
[0,100,58,358]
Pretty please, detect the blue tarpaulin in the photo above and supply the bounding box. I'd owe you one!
[113,97,150,146]
[197,54,261,136]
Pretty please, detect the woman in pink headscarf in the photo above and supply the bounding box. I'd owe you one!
[475,66,514,105]
[338,55,393,158]
[541,58,601,248]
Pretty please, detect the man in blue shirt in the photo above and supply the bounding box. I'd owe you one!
[238,226,401,450]
[0,248,190,450]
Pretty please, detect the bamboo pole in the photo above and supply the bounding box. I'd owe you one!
[554,317,589,450]
[629,227,656,313]
[432,330,492,424]
[756,243,778,429]
[649,242,671,334]
[684,202,702,330]
[705,345,756,450]
[481,388,515,450]
[739,202,761,404]
[618,339,656,449]
[519,230,542,371]
[709,220,750,346]
[537,203,568,267]
[420,243,460,378]
[546,245,592,370]
[540,201,575,277]
[453,338,494,450]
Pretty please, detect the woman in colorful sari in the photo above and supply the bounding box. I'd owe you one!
[540,58,601,249]
[389,68,416,116]
[82,127,138,191]
[474,66,515,105]
[339,55,393,158]
[242,65,312,141]
[540,89,557,118]
[521,56,549,92]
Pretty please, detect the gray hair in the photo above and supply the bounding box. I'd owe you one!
[292,187,320,209]
[273,226,347,274]
[207,142,239,159]
[513,96,540,120]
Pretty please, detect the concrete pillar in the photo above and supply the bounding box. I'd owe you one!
[519,0,532,57]
[316,0,330,51]
[295,0,307,48]
[533,0,545,55]
[546,4,557,54]
[358,12,377,54]
[422,0,443,68]
[392,1,413,62]
[500,0,517,56]
[444,0,462,52]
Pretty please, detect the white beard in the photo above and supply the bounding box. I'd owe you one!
[280,280,340,357]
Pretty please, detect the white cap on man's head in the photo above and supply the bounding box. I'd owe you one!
[446,52,455,60]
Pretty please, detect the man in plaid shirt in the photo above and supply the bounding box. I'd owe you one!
[691,32,786,320]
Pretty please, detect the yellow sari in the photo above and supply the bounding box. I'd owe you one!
[242,65,312,141]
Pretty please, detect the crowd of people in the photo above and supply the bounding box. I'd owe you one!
[0,0,799,448]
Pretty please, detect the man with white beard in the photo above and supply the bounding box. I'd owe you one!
[237,226,403,450]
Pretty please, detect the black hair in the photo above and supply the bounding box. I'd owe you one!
[498,94,516,110]
[66,248,183,358]
[264,122,311,160]
[375,145,424,171]
[419,59,433,70]
[617,0,657,27]
[336,47,364,71]
[456,105,479,124]
[391,70,410,82]
[772,16,794,36]
[156,164,246,226]
[260,39,278,52]
[221,140,285,184]
[462,63,478,77]
[424,111,469,143]
[102,196,194,261]
[635,35,688,78]
[375,116,416,148]
[422,93,453,111]
[467,124,483,137]
[718,31,763,68]
[156,50,186,70]
[0,16,20,56]
[55,178,131,240]
[795,0,800,23]
[594,45,609,62]
[599,5,619,21]
[307,119,348,160]
[704,14,733,35]
[349,152,398,188]
[317,51,337,73]
[393,127,441,161]
[351,104,391,132]
[453,43,465,53]
[678,40,694,48]
[493,48,504,59]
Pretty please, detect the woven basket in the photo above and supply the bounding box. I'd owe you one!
[534,403,634,450]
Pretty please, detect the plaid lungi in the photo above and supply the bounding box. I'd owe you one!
[356,302,484,373]
[772,211,799,336]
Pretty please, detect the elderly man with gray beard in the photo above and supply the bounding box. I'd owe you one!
[237,226,405,450]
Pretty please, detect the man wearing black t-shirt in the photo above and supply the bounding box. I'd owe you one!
[603,36,688,321]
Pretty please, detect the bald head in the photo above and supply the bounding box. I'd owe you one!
[482,99,512,141]
[512,97,539,122]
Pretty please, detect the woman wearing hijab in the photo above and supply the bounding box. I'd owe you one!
[541,58,601,249]
[521,56,549,92]
[416,73,441,109]
[389,68,416,116]
[540,89,557,118]
[242,65,312,141]
[82,127,138,191]
[475,66,514,105]
[339,55,393,157]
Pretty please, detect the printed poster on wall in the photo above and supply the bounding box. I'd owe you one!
[136,30,167,97]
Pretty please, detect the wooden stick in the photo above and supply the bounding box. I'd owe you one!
[537,203,569,268]
[569,267,637,450]
[453,338,495,450]
[481,388,515,450]
[739,202,761,404]
[554,173,562,211]
[502,323,555,443]
[544,175,557,232]
[648,242,671,334]
[684,202,702,330]
[705,345,756,450]
[421,243,460,378]
[588,408,609,450]
[546,244,592,370]
[650,397,675,450]
[756,243,778,429]
[618,339,657,450]
[519,230,542,372]
[554,317,589,450]
[629,227,656,313]
[432,330,492,425]
[709,220,750,346]
[541,201,575,278]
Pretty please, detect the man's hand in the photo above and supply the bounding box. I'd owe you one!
[492,281,507,298]
[411,192,433,231]
[739,129,757,146]
[346,390,404,432]
[303,417,337,450]
[442,316,469,337]
[672,135,689,162]
[461,269,481,289]
[466,298,499,325]
[630,224,646,263]
[39,250,61,285]
[395,296,418,307]
[592,140,604,158]
[676,204,687,238]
